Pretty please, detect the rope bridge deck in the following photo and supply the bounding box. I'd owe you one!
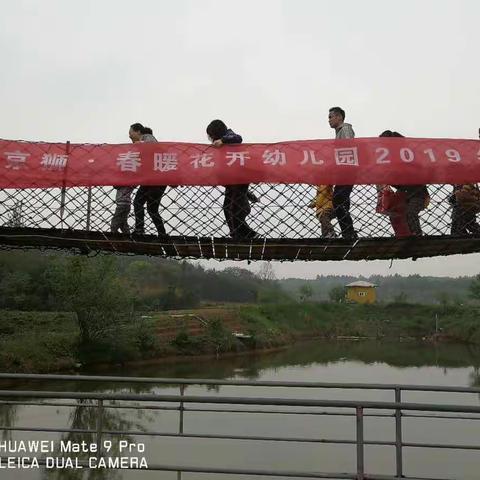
[0,227,478,261]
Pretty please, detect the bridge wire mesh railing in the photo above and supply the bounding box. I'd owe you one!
[0,139,464,240]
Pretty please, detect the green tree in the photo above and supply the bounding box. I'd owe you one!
[161,284,177,310]
[469,275,480,301]
[435,291,451,310]
[45,256,133,345]
[393,291,408,304]
[0,271,31,309]
[257,283,285,303]
[177,286,200,308]
[328,285,345,303]
[298,284,313,302]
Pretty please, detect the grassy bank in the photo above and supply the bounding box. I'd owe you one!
[1,302,479,373]
[239,302,480,343]
[0,311,78,372]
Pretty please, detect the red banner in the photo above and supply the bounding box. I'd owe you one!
[0,137,479,188]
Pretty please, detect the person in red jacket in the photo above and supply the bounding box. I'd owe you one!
[378,130,429,236]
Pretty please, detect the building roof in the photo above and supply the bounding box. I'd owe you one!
[345,281,377,288]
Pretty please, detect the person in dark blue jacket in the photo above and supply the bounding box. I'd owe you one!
[206,119,257,240]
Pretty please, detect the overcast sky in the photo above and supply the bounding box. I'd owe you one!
[1,0,479,278]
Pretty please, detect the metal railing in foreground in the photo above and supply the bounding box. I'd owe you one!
[1,373,480,479]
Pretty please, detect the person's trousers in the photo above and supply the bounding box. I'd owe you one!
[451,205,480,235]
[111,187,134,234]
[134,186,167,235]
[405,196,424,236]
[333,185,356,239]
[224,184,255,239]
[317,212,335,237]
[389,214,411,237]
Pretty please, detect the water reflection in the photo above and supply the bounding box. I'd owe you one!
[468,366,480,389]
[1,340,480,480]
[85,339,480,385]
[0,402,18,441]
[40,399,151,480]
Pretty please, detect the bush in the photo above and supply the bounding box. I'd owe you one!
[77,329,140,366]
[205,318,236,353]
[0,334,77,373]
[133,319,160,356]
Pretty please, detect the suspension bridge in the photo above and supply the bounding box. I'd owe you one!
[1,136,479,261]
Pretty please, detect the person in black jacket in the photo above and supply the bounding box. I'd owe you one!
[207,119,257,240]
[129,123,168,238]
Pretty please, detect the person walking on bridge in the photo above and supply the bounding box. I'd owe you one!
[450,129,480,235]
[328,107,358,240]
[309,185,336,237]
[130,123,169,239]
[207,119,258,240]
[450,184,480,236]
[378,130,429,236]
[111,184,134,234]
[110,125,143,235]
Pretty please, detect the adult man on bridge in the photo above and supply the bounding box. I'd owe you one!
[328,106,358,240]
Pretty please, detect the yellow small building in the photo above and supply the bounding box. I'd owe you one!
[345,281,377,304]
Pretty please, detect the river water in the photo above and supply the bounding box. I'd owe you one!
[1,340,480,480]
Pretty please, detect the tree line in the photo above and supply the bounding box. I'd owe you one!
[280,274,477,305]
[0,251,283,312]
[1,251,480,313]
